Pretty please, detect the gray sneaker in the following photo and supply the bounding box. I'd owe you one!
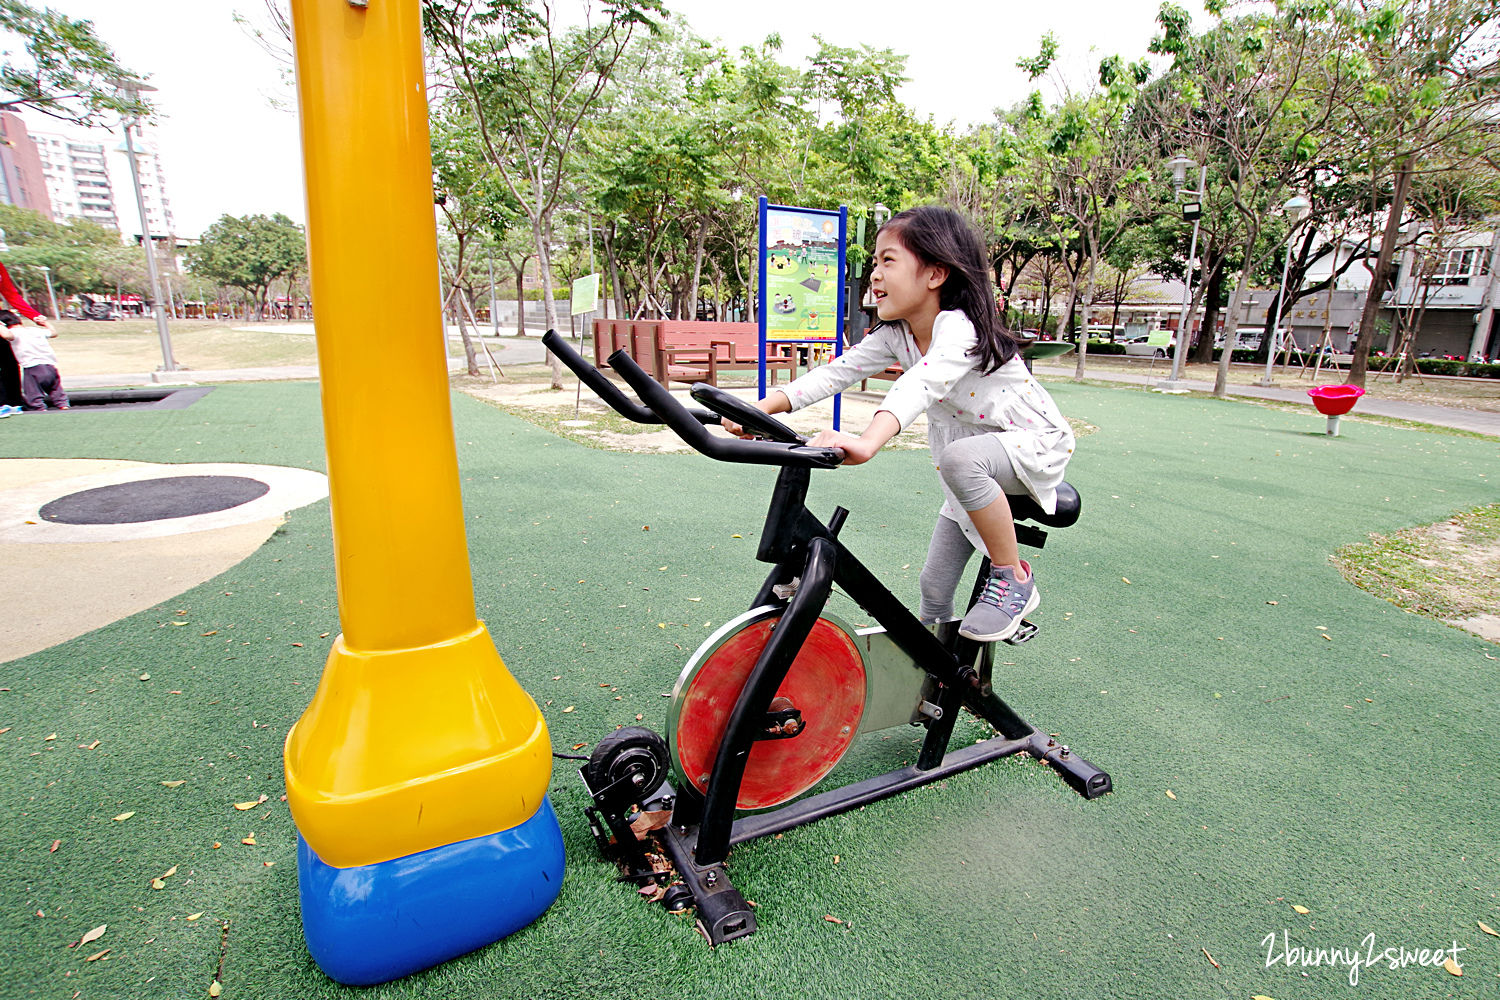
[958,561,1039,642]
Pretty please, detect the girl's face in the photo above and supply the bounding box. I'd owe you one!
[870,228,946,325]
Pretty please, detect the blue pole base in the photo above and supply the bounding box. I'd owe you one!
[297,796,565,986]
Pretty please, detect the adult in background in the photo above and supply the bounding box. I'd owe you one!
[0,262,52,408]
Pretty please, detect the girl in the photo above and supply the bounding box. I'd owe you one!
[727,205,1074,642]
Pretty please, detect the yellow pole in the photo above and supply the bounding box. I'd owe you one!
[284,0,552,876]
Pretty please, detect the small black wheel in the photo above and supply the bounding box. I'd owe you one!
[584,726,670,807]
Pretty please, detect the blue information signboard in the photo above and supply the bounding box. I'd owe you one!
[758,197,848,428]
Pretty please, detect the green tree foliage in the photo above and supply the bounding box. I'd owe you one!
[0,203,143,302]
[185,213,307,320]
[424,0,663,384]
[0,1,151,123]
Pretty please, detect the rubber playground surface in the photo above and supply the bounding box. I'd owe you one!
[2,377,1498,999]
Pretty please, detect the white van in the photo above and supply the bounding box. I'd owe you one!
[1215,328,1264,350]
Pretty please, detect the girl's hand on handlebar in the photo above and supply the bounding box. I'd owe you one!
[721,417,750,438]
[809,429,878,465]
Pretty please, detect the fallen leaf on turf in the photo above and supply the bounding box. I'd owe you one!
[572,743,587,751]
[562,706,575,713]
[113,812,134,822]
[1252,995,1277,1000]
[80,740,99,750]
[823,915,844,924]
[50,839,61,852]
[160,865,177,878]
[201,631,218,636]
[139,673,150,681]
[186,912,203,921]
[161,780,185,788]
[151,879,166,890]
[291,642,303,647]
[1479,920,1498,937]
[79,924,106,946]
[1443,956,1462,976]
[1292,904,1310,914]
[211,842,221,849]
[85,948,110,962]
[209,982,222,997]
[241,834,256,845]
[1165,789,1177,800]
[1122,577,1131,584]
[233,795,267,810]
[45,733,56,741]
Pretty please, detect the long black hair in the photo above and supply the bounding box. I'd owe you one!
[877,205,1019,373]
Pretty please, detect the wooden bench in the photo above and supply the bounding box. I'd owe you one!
[657,326,797,387]
[590,319,798,387]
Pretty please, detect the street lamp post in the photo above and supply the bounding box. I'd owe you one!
[35,265,59,319]
[115,79,177,373]
[1261,194,1312,386]
[1156,155,1207,392]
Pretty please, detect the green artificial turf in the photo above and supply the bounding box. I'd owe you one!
[2,381,1498,999]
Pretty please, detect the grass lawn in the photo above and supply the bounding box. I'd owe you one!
[1034,352,1500,413]
[2,376,1498,999]
[50,319,319,375]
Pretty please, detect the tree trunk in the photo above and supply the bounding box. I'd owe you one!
[534,218,563,388]
[1072,248,1098,381]
[1194,253,1224,364]
[1214,264,1254,398]
[1349,158,1412,388]
[688,215,709,322]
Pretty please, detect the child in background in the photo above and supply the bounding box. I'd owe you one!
[0,309,68,412]
[724,205,1074,642]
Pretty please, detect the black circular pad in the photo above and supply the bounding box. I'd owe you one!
[40,476,271,525]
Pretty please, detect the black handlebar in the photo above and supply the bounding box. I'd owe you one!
[688,383,806,445]
[541,329,843,470]
[542,329,721,426]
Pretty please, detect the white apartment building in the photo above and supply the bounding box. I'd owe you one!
[32,131,118,229]
[29,119,176,241]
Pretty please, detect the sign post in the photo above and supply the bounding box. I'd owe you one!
[758,197,847,429]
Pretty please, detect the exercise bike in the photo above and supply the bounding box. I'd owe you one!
[540,331,1111,946]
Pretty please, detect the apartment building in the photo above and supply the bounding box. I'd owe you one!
[27,117,177,243]
[0,113,53,218]
[31,127,119,229]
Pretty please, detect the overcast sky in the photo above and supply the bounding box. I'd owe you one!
[35,0,1207,239]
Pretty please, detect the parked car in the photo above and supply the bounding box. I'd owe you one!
[1123,331,1175,358]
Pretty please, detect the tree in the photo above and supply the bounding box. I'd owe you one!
[1150,2,1341,396]
[1309,0,1500,386]
[424,0,663,387]
[1017,37,1157,377]
[0,1,151,124]
[186,213,307,320]
[0,203,145,303]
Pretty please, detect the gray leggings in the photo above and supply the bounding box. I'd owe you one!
[917,435,1026,621]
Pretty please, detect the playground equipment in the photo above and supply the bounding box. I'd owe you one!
[542,330,1111,945]
[1307,384,1365,436]
[283,1,560,984]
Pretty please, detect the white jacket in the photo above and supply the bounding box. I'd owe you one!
[777,310,1074,531]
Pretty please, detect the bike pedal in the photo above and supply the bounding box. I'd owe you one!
[1004,619,1039,645]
